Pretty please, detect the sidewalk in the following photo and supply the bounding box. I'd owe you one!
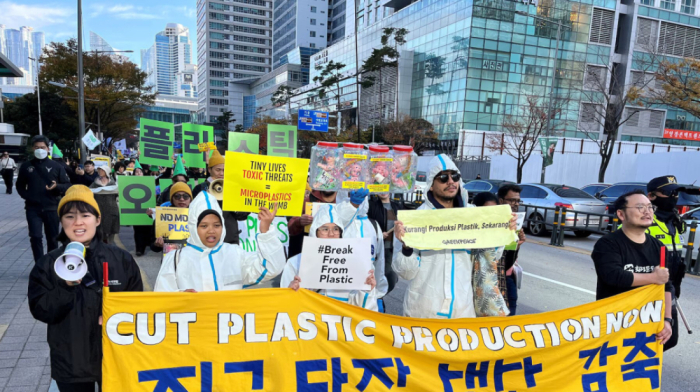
[0,192,52,392]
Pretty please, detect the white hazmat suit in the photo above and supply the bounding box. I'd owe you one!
[154,191,286,292]
[280,203,378,310]
[393,154,506,319]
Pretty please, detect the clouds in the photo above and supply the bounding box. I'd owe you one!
[88,3,160,19]
[0,1,73,29]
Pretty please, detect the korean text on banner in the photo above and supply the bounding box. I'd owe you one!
[155,207,190,241]
[299,238,372,291]
[182,123,213,169]
[102,285,665,391]
[228,132,260,154]
[398,205,516,250]
[222,151,310,216]
[139,118,174,167]
[117,176,156,226]
[267,124,297,157]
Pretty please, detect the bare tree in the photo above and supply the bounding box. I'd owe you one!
[486,92,569,183]
[574,47,661,182]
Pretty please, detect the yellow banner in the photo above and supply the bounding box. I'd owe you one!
[102,285,665,391]
[222,151,310,216]
[154,207,189,241]
[398,205,517,250]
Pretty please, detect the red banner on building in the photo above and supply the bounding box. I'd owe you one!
[664,128,700,141]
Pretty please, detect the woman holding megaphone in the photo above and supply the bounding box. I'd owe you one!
[28,185,143,392]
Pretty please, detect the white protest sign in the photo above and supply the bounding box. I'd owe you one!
[515,212,526,230]
[237,213,289,254]
[299,237,372,291]
[113,139,127,151]
[82,130,101,150]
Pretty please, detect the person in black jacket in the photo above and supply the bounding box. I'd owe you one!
[367,193,403,298]
[28,185,143,392]
[16,135,72,262]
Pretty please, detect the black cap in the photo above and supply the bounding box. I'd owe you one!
[647,175,684,195]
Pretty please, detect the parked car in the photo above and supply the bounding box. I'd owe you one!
[598,182,700,218]
[581,183,611,197]
[462,179,515,203]
[681,206,700,270]
[519,183,609,237]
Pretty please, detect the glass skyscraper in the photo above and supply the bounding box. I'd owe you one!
[0,25,46,86]
[141,23,194,97]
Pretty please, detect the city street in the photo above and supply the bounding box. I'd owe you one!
[0,189,698,391]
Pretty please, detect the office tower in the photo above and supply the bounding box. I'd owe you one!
[0,26,45,86]
[142,23,194,97]
[272,0,328,66]
[196,0,273,128]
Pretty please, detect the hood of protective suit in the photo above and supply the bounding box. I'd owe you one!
[309,203,343,238]
[425,154,468,205]
[187,191,227,250]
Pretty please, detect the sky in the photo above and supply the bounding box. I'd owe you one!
[0,0,198,66]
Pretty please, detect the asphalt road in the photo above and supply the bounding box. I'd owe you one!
[118,229,700,392]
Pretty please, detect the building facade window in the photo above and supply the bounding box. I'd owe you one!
[310,18,316,25]
[660,0,676,10]
[310,31,316,37]
[311,6,317,12]
[681,0,696,14]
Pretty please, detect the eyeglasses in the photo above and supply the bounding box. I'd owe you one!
[622,205,657,213]
[435,172,461,184]
[503,198,522,205]
[172,193,191,201]
[317,226,341,235]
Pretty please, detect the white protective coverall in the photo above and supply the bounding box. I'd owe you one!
[154,191,286,292]
[393,154,505,319]
[336,198,388,299]
[280,203,378,310]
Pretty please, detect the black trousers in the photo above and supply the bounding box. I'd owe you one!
[133,224,153,253]
[26,207,60,262]
[1,169,13,194]
[56,381,101,392]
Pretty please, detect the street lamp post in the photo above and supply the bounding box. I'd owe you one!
[28,57,43,135]
[77,0,86,163]
[516,11,571,183]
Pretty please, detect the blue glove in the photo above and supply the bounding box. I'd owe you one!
[350,188,370,205]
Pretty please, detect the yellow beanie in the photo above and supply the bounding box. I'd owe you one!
[58,185,101,216]
[209,149,225,168]
[170,181,193,203]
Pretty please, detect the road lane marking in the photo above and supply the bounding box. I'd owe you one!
[115,234,153,292]
[522,272,596,295]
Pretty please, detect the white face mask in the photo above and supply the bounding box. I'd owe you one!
[34,148,48,160]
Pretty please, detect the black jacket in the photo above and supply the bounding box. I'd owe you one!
[367,195,403,232]
[16,158,72,210]
[76,171,99,186]
[28,238,143,383]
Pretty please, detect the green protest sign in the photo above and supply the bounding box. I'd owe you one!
[228,132,260,154]
[118,176,156,226]
[267,125,297,157]
[139,118,174,167]
[182,123,214,169]
[159,179,173,193]
[539,137,558,168]
[187,178,206,189]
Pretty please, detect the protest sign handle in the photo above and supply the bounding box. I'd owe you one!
[103,261,109,287]
[660,248,665,268]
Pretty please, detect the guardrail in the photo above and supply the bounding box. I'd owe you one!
[520,204,616,247]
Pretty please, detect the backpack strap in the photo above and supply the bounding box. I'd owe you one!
[174,248,182,272]
[367,217,380,238]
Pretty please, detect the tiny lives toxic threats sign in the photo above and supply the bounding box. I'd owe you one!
[298,238,372,291]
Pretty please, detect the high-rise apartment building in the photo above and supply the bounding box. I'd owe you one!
[196,0,273,128]
[89,32,130,63]
[141,23,194,97]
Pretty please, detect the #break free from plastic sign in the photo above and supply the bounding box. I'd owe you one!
[299,238,373,291]
[222,151,310,216]
[102,285,665,391]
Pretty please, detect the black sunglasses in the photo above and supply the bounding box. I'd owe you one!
[173,193,191,201]
[435,172,461,184]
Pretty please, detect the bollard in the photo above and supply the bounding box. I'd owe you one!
[557,208,567,246]
[683,222,696,270]
[612,217,619,232]
[550,207,560,246]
